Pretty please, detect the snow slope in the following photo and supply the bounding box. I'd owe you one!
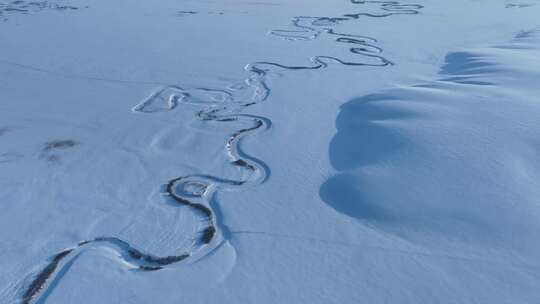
[1,0,540,303]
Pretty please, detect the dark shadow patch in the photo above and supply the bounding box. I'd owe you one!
[329,93,413,171]
[22,249,74,304]
[42,139,79,151]
[437,51,498,85]
[40,139,79,163]
[320,173,385,220]
[322,93,415,220]
[0,127,9,136]
[516,29,538,39]
[505,3,535,8]
[201,226,216,244]
[176,10,197,17]
[439,51,496,76]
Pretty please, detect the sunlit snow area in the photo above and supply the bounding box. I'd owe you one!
[1,0,540,303]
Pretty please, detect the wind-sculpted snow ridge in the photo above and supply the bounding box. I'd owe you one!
[322,28,540,235]
[17,2,425,303]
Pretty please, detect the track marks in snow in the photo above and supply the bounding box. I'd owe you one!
[0,130,82,165]
[20,81,272,303]
[18,1,425,302]
[0,1,80,21]
[346,0,423,18]
[270,1,423,68]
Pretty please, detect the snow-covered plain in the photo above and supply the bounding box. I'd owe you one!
[1,0,540,303]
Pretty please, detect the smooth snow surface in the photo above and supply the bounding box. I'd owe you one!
[1,0,540,303]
